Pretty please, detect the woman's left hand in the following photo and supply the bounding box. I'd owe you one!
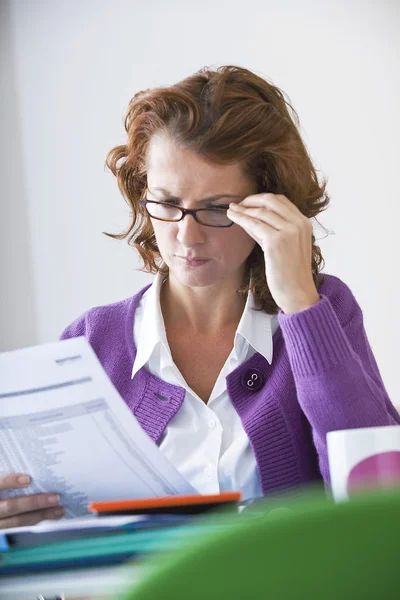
[227,193,321,314]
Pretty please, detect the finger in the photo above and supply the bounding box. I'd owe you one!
[0,492,61,519]
[237,193,301,222]
[228,204,285,230]
[0,473,31,491]
[227,209,276,247]
[0,506,65,530]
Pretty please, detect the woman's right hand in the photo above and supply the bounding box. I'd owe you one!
[0,473,65,529]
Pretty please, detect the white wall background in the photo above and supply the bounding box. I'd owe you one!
[2,0,399,405]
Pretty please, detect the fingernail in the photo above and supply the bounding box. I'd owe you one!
[47,494,60,505]
[52,507,65,518]
[17,475,30,485]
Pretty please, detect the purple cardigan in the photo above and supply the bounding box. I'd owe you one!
[60,274,400,494]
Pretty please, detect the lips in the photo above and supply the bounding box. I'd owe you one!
[178,256,210,261]
[176,256,211,266]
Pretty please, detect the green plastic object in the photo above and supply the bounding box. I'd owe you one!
[119,486,400,600]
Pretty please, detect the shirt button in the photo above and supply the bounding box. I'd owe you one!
[240,368,265,392]
[204,467,212,478]
[208,419,216,429]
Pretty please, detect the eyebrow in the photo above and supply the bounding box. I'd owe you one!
[149,187,243,204]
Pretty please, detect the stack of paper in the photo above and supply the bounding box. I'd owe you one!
[0,513,231,599]
[0,514,229,575]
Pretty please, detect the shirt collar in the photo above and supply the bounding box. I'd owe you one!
[131,271,274,380]
[131,270,169,380]
[234,284,273,364]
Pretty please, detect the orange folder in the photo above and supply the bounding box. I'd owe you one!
[89,491,242,516]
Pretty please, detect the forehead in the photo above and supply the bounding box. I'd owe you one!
[146,133,254,196]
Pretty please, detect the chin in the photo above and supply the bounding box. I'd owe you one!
[168,263,216,286]
[175,267,239,290]
[177,273,219,288]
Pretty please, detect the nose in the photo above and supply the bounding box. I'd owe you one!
[176,212,206,247]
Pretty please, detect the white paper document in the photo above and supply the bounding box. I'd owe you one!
[0,514,147,535]
[0,337,196,518]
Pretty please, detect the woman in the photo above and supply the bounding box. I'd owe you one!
[2,65,399,528]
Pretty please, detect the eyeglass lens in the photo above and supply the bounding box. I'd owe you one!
[145,202,232,227]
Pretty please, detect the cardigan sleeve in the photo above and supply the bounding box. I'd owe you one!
[277,277,400,485]
[59,314,87,340]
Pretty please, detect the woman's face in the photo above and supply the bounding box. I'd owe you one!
[145,133,258,289]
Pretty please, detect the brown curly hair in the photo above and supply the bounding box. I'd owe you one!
[104,65,330,314]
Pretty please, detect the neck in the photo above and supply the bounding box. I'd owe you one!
[160,271,248,335]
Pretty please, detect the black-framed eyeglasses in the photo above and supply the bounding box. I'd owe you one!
[139,199,234,228]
